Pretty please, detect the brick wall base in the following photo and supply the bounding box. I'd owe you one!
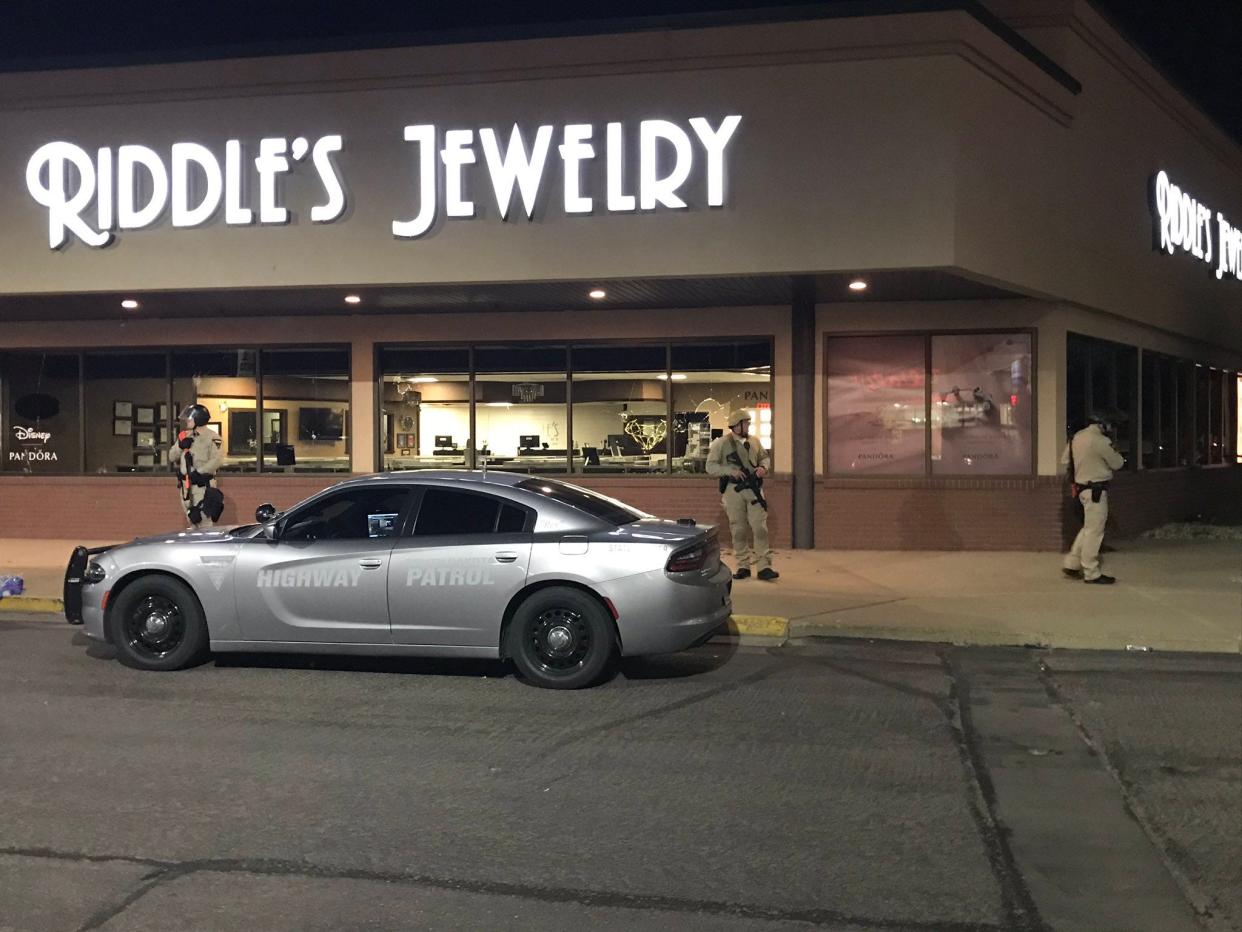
[1102,467,1242,540]
[5,469,1229,550]
[0,473,792,549]
[815,477,1066,551]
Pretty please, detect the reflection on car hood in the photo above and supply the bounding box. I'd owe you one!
[124,526,249,548]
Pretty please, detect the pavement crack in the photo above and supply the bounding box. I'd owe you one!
[536,660,785,760]
[7,845,1005,931]
[940,650,1047,932]
[1036,660,1232,931]
[784,652,950,709]
[75,864,190,932]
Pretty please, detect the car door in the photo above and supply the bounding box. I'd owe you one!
[233,485,415,643]
[387,486,533,648]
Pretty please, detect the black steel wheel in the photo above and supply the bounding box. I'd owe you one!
[506,587,615,689]
[107,576,209,671]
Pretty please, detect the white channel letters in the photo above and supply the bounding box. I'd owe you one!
[26,135,346,249]
[1151,169,1242,283]
[24,116,741,248]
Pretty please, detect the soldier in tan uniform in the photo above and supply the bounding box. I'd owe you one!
[706,410,778,580]
[1061,413,1125,584]
[168,404,223,528]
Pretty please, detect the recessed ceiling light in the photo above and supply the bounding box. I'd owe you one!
[848,279,868,292]
[588,289,606,299]
[344,294,362,304]
[408,376,439,384]
[120,299,139,309]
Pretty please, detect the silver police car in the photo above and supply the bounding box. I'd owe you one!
[65,472,732,689]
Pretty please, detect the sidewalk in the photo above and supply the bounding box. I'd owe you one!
[2,537,1238,654]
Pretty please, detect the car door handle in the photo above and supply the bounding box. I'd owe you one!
[494,551,519,563]
[358,559,384,569]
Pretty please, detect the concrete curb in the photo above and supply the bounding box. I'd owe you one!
[1,597,62,615]
[724,614,790,638]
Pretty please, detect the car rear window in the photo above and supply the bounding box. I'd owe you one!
[515,478,645,525]
[414,488,530,536]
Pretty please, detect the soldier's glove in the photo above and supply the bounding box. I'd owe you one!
[189,470,211,487]
[178,436,195,450]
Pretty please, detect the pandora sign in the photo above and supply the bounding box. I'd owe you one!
[24,116,741,249]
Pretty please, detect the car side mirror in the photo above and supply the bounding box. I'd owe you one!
[261,522,279,541]
[255,503,278,522]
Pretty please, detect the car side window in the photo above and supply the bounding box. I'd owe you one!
[281,488,413,542]
[412,489,529,536]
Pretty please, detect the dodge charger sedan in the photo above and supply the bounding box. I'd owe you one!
[65,472,732,688]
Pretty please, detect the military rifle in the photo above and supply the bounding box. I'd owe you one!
[726,448,768,511]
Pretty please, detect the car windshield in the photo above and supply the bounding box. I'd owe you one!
[515,478,645,525]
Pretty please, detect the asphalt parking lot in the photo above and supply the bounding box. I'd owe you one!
[1,615,1238,932]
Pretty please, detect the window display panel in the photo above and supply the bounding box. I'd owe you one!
[474,345,568,472]
[379,347,470,471]
[931,334,1032,475]
[1141,352,1158,469]
[260,349,351,473]
[171,350,257,472]
[84,352,168,473]
[826,336,926,474]
[671,341,773,473]
[570,344,668,474]
[2,352,81,474]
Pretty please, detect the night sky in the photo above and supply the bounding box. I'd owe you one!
[3,0,1240,145]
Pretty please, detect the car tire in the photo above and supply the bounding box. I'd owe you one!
[107,575,209,672]
[506,587,616,690]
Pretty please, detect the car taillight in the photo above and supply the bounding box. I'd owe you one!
[667,535,718,573]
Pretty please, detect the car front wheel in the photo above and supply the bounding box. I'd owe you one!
[506,587,616,689]
[107,575,209,672]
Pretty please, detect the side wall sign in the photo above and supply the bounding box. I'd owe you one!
[1150,169,1242,283]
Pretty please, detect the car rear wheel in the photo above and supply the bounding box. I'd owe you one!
[506,587,616,689]
[107,576,209,672]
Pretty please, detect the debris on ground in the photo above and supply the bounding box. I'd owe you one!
[1140,522,1242,541]
[0,576,25,599]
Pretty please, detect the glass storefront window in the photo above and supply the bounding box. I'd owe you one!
[671,341,773,474]
[1065,334,1135,468]
[474,345,568,472]
[260,348,351,473]
[1158,354,1178,468]
[84,352,169,474]
[1176,361,1195,467]
[570,344,669,474]
[1194,365,1211,466]
[2,353,81,474]
[1208,368,1224,465]
[931,334,1031,474]
[380,347,471,471]
[826,335,926,474]
[172,350,257,473]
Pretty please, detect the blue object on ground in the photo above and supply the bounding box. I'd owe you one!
[0,576,25,599]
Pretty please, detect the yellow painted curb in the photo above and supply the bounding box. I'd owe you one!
[0,597,63,615]
[725,614,789,638]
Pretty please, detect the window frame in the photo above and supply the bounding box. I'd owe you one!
[1,343,350,477]
[822,328,1038,478]
[276,484,418,543]
[375,336,776,477]
[405,485,536,537]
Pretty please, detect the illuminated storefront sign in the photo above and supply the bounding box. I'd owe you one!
[23,116,741,249]
[1150,170,1242,283]
[9,425,58,464]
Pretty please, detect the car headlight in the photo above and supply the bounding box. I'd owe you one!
[84,562,107,584]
